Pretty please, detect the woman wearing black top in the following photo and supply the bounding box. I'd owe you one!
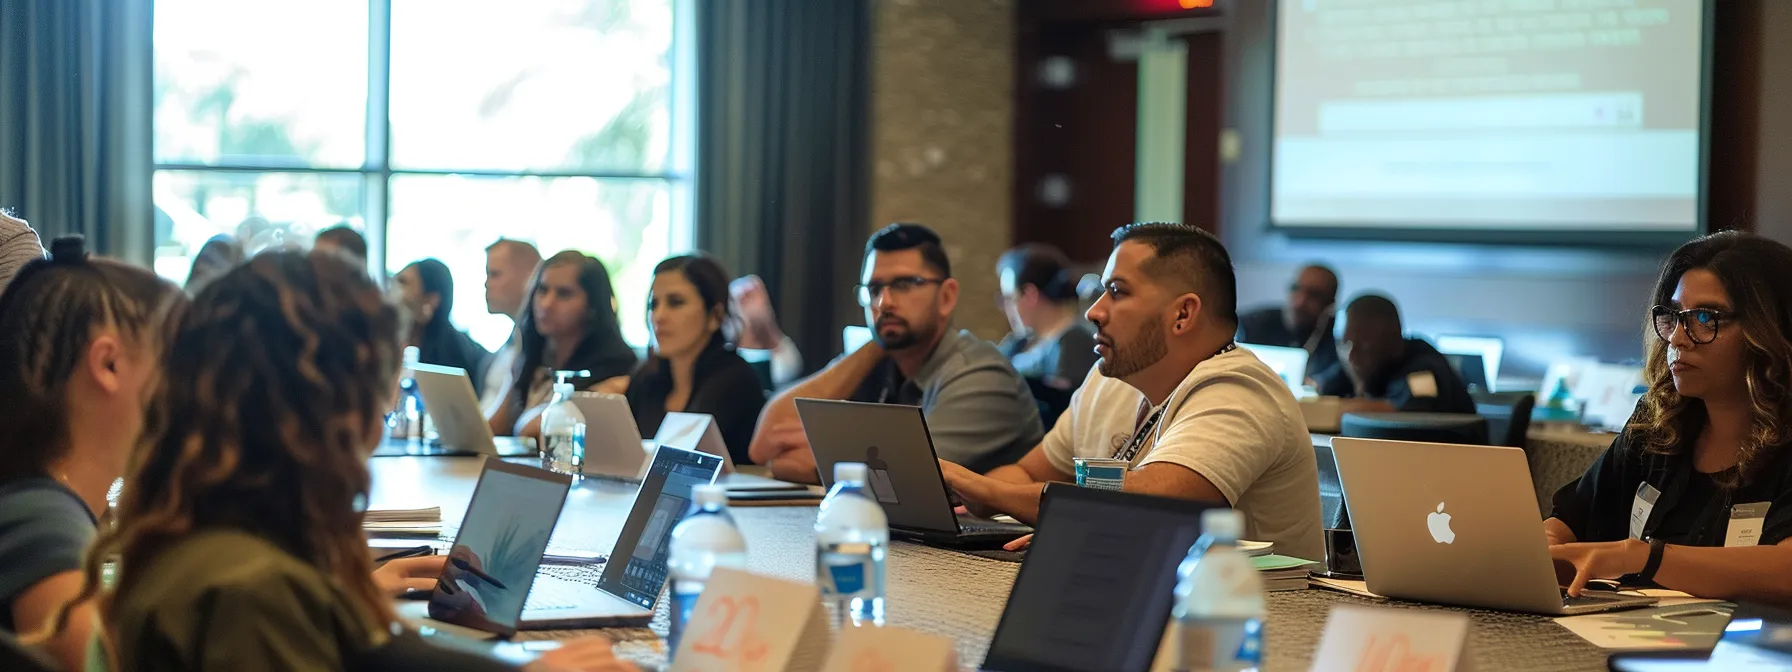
[395,258,491,390]
[1548,231,1792,604]
[994,243,1097,387]
[624,254,765,465]
[489,251,638,438]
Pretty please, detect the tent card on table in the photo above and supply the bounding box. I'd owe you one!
[1310,605,1475,672]
[668,568,830,672]
[819,626,957,672]
[656,412,737,472]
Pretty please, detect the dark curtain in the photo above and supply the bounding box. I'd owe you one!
[0,0,154,259]
[696,0,871,375]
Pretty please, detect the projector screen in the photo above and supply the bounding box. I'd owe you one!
[1271,0,1709,234]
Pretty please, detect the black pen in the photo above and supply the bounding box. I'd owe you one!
[374,545,435,563]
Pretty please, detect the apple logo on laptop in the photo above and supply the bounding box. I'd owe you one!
[1427,502,1455,544]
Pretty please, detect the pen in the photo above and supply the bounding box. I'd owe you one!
[374,545,435,563]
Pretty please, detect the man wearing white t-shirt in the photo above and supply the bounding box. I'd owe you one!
[940,223,1325,561]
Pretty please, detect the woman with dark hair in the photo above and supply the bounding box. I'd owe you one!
[55,250,632,671]
[489,251,638,438]
[0,237,182,670]
[994,243,1097,387]
[622,254,766,465]
[396,258,491,390]
[1548,231,1792,604]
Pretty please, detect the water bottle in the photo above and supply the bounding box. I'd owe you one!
[1173,509,1265,672]
[815,462,888,628]
[539,371,585,475]
[389,346,423,441]
[666,485,747,659]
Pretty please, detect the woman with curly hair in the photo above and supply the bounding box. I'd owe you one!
[1548,231,1792,602]
[50,250,632,671]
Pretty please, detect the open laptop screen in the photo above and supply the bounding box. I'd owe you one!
[427,459,572,637]
[599,446,724,609]
[983,486,1217,672]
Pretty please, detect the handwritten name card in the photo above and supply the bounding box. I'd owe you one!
[1311,605,1474,672]
[670,568,831,672]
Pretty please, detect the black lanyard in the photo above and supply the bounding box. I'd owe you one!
[1109,342,1237,463]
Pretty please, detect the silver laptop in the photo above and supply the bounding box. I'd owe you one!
[567,393,653,480]
[408,447,725,637]
[796,398,1030,548]
[387,364,533,458]
[1239,343,1309,393]
[1332,437,1656,615]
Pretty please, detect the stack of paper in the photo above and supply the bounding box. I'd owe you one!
[363,507,441,538]
[1252,554,1321,592]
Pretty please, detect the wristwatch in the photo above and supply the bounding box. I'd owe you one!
[1639,537,1668,583]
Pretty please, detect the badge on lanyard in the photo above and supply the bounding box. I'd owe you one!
[1725,502,1771,547]
[1630,482,1661,540]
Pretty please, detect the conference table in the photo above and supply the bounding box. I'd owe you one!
[369,455,1616,671]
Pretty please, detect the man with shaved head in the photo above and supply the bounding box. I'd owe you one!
[1238,263,1340,379]
[1315,293,1475,414]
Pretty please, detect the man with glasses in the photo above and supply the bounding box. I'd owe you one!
[747,223,1044,484]
[1237,263,1340,380]
[1315,293,1475,414]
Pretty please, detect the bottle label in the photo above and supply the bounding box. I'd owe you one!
[1176,618,1260,671]
[820,544,873,598]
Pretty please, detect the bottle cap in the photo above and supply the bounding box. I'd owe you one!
[402,346,420,365]
[1201,508,1244,541]
[692,484,727,508]
[834,462,869,484]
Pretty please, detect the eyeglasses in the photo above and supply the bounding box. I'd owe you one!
[1651,305,1733,344]
[857,276,947,307]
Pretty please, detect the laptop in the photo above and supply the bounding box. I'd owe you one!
[405,447,725,637]
[796,399,1031,548]
[1239,342,1310,393]
[372,364,535,458]
[1331,437,1656,615]
[982,485,1220,672]
[567,393,653,480]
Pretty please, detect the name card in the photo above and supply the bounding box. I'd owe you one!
[1311,606,1474,672]
[670,567,830,672]
[820,626,957,672]
[656,412,736,472]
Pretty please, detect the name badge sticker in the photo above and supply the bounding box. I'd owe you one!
[1630,483,1661,540]
[1725,502,1770,548]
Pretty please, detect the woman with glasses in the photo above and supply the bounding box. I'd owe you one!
[1547,231,1792,604]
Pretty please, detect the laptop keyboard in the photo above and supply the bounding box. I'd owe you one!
[959,520,1026,535]
[524,587,579,611]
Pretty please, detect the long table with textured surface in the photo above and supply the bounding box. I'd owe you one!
[369,456,1613,670]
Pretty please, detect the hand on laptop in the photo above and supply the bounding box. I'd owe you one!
[525,635,639,672]
[937,460,1002,519]
[1003,534,1033,552]
[373,555,448,597]
[1550,539,1649,597]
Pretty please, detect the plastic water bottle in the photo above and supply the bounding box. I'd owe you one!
[815,462,888,628]
[389,346,424,441]
[1172,509,1265,672]
[666,485,747,659]
[539,371,585,475]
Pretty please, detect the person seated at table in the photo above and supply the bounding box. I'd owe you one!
[313,223,368,264]
[489,251,638,438]
[730,274,804,389]
[395,258,492,390]
[622,254,766,465]
[937,223,1325,561]
[479,239,543,415]
[1548,232,1792,604]
[52,250,631,671]
[748,223,1043,483]
[995,243,1097,388]
[0,237,181,671]
[184,234,243,295]
[1236,262,1339,380]
[1312,294,1475,415]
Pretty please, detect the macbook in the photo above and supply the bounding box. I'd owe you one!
[982,485,1220,672]
[1331,437,1656,615]
[406,447,725,637]
[567,393,653,480]
[1239,343,1309,393]
[796,398,1030,548]
[373,364,534,458]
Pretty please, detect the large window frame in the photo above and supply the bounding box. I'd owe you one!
[151,0,696,347]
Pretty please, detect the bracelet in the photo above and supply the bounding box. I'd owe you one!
[1639,537,1668,583]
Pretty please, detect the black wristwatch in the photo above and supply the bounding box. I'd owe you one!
[1639,537,1668,583]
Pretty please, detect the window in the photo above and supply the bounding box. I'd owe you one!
[152,0,688,348]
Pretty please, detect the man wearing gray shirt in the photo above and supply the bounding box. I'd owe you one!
[0,212,45,290]
[749,223,1044,483]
